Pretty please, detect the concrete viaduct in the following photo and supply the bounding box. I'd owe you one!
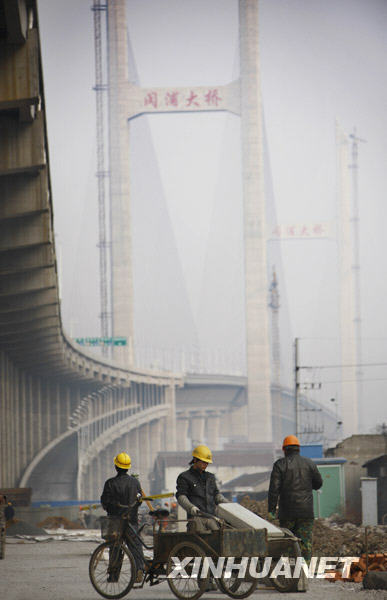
[0,0,179,501]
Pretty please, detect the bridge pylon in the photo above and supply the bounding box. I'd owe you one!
[103,0,272,442]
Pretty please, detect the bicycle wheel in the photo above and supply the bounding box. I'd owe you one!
[216,558,258,598]
[269,539,302,593]
[89,541,136,599]
[166,540,209,600]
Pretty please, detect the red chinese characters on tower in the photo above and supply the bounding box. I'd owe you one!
[299,225,310,237]
[165,91,179,107]
[186,90,199,107]
[313,223,324,236]
[144,91,158,109]
[204,89,222,106]
[286,226,296,237]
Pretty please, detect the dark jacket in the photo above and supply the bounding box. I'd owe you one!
[4,504,15,521]
[176,466,220,515]
[101,472,142,524]
[268,451,323,520]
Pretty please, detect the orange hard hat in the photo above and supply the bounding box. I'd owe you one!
[282,435,300,449]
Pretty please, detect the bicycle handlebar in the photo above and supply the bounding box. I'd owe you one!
[194,510,223,524]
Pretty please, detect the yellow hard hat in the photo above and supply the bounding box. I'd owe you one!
[114,452,131,469]
[192,444,213,464]
[282,435,300,449]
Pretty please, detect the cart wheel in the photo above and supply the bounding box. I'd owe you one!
[216,558,258,598]
[89,541,136,599]
[166,540,209,600]
[269,539,302,593]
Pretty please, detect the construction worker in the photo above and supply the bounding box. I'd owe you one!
[101,452,144,582]
[176,444,228,533]
[4,501,14,523]
[268,435,323,562]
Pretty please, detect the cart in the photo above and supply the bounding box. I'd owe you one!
[89,505,267,600]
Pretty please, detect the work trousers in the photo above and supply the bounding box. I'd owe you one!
[125,524,145,570]
[279,518,314,562]
[187,516,220,534]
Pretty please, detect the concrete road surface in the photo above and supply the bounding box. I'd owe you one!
[0,540,384,600]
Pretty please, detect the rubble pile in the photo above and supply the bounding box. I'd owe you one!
[6,520,47,536]
[327,553,387,583]
[312,520,387,557]
[239,496,269,519]
[239,495,387,557]
[37,516,84,530]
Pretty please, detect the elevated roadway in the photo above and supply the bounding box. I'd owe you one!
[0,0,178,501]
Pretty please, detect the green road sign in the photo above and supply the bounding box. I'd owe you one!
[75,337,127,347]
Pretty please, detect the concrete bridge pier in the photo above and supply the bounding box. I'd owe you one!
[150,419,163,470]
[100,447,111,496]
[190,412,206,446]
[164,385,177,450]
[223,405,247,441]
[95,453,103,500]
[129,430,139,475]
[206,411,222,450]
[139,423,151,482]
[176,415,190,451]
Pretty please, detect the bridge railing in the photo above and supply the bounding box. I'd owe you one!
[133,343,246,376]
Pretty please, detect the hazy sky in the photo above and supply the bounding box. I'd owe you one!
[37,0,387,435]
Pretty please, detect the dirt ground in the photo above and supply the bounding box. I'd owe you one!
[239,497,387,556]
[1,539,386,600]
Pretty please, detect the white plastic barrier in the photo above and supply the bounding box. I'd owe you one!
[217,503,284,537]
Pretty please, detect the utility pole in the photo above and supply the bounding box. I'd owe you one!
[269,268,280,385]
[269,268,281,443]
[294,337,299,437]
[349,128,366,430]
[337,121,358,436]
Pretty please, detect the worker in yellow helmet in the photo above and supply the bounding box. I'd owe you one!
[268,435,323,563]
[176,444,229,533]
[101,452,144,583]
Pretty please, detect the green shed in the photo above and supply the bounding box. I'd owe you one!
[312,458,346,518]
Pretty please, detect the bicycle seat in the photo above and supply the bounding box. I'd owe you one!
[149,508,169,518]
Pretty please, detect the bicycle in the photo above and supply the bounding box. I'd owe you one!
[89,497,159,599]
[89,498,267,600]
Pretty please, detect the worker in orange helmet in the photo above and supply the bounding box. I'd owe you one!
[268,435,323,562]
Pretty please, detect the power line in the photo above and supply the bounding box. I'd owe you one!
[297,336,387,342]
[301,377,387,385]
[302,364,387,371]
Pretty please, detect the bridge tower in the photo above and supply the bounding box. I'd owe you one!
[106,0,134,367]
[104,0,272,442]
[239,0,271,442]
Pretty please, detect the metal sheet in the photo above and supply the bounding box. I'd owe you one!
[220,528,266,557]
